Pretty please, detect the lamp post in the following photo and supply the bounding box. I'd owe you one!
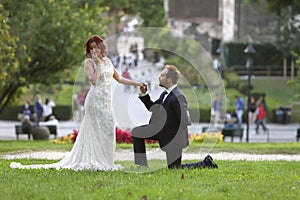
[244,44,256,142]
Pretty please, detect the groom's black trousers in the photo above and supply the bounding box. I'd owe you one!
[132,136,206,169]
[132,135,182,169]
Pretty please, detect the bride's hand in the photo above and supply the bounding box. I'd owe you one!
[137,82,146,87]
[138,82,147,88]
[92,53,101,65]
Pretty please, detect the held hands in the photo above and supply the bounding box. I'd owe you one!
[139,83,148,93]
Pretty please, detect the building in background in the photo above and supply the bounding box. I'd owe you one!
[164,0,276,56]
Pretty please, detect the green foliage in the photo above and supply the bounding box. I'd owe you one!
[0,0,109,113]
[2,140,300,154]
[129,0,166,27]
[52,105,72,120]
[245,0,300,57]
[0,105,72,120]
[0,105,21,120]
[223,69,247,94]
[287,52,300,99]
[222,42,284,67]
[0,3,19,110]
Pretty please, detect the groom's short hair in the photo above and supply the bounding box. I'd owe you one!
[165,65,180,84]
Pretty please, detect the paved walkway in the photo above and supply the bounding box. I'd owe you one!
[2,149,300,161]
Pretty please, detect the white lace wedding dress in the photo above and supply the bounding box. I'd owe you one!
[10,57,122,171]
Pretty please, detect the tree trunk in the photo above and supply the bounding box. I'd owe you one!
[283,58,287,79]
[291,60,294,78]
[0,85,20,114]
[107,7,120,54]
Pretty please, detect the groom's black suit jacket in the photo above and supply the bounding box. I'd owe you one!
[139,86,191,151]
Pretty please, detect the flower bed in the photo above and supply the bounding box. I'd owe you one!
[50,128,223,144]
[50,128,158,144]
[190,132,223,143]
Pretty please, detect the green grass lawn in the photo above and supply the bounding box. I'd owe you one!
[250,78,298,106]
[0,141,299,199]
[1,140,300,154]
[1,159,299,200]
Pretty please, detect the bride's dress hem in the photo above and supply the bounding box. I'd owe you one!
[10,161,123,171]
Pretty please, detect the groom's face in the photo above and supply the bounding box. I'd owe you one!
[159,68,168,88]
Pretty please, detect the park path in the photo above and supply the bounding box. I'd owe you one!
[1,149,300,161]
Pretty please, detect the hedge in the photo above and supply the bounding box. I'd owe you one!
[222,42,286,68]
[0,105,72,121]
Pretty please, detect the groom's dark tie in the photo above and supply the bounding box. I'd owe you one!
[159,90,168,103]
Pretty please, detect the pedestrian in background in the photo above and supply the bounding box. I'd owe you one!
[212,94,222,126]
[34,95,43,124]
[21,100,33,121]
[255,101,268,134]
[235,95,245,127]
[43,98,56,121]
[248,96,257,124]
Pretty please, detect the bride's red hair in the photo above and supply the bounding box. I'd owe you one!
[84,35,104,58]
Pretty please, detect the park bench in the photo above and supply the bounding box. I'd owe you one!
[15,125,31,140]
[42,125,57,139]
[221,127,244,142]
[15,125,57,140]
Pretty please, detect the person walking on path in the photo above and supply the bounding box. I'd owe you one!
[235,95,245,127]
[255,101,268,134]
[248,96,257,125]
[212,94,222,127]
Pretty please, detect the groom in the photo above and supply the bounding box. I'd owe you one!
[131,65,218,169]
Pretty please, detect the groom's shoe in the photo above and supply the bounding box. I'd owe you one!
[204,155,218,168]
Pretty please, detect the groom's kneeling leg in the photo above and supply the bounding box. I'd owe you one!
[132,136,148,166]
[166,149,182,169]
[181,161,206,169]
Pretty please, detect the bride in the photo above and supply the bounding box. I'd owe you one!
[10,35,146,171]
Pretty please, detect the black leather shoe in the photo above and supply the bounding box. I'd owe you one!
[204,155,218,168]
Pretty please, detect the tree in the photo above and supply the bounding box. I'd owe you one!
[246,0,300,99]
[0,0,109,113]
[129,0,166,27]
[246,0,300,57]
[0,3,19,112]
[287,52,300,99]
[96,0,166,53]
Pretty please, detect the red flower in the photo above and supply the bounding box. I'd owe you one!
[70,130,79,143]
[115,127,158,144]
[115,127,132,143]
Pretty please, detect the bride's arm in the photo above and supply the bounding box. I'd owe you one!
[113,67,143,87]
[84,60,101,85]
